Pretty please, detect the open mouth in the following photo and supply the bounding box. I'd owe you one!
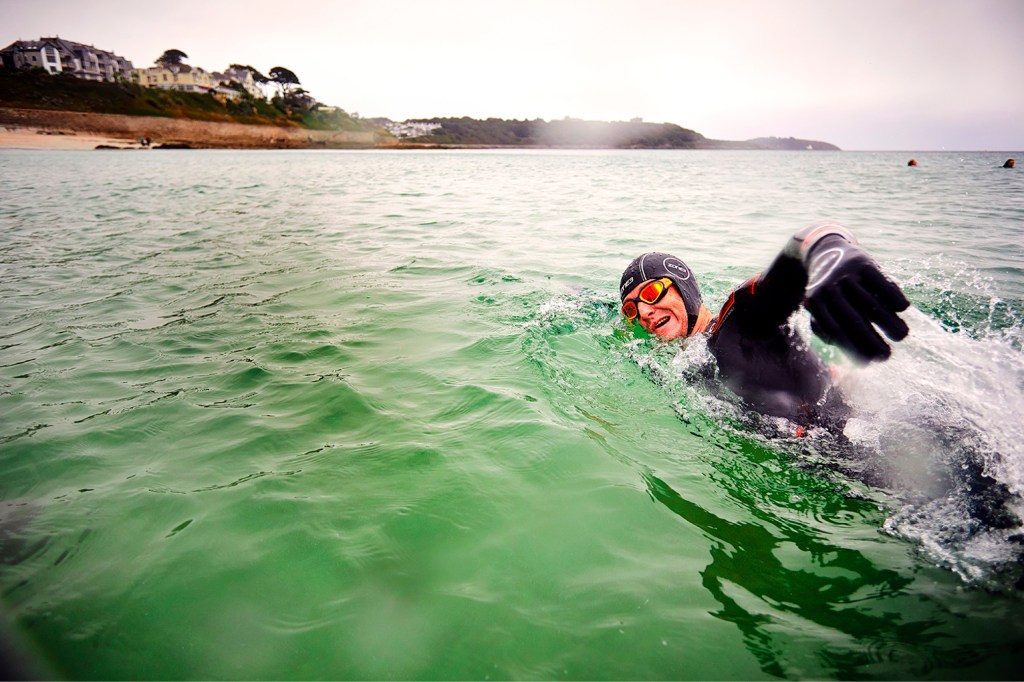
[653,315,671,330]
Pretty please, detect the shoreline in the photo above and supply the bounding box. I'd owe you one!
[5,108,1011,154]
[3,125,1014,154]
[1,107,833,152]
[0,124,472,151]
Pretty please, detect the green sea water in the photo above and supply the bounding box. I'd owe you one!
[1,148,1023,680]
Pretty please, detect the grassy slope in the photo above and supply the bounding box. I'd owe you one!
[0,68,372,132]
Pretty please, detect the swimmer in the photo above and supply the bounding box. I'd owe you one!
[907,159,918,166]
[1004,159,1015,169]
[619,223,910,425]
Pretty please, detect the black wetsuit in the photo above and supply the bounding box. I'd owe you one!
[621,224,908,427]
[707,238,846,426]
[692,234,1020,542]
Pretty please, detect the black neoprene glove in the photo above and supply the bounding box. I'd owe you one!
[787,224,910,363]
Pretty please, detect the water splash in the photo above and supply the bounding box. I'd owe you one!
[526,280,1024,589]
[840,308,1024,586]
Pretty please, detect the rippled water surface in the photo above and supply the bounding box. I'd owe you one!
[1,149,1023,679]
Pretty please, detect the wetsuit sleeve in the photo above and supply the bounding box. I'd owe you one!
[705,223,907,422]
[713,223,910,363]
[713,248,808,336]
[707,252,833,423]
[786,223,910,363]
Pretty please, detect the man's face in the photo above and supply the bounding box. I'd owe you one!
[623,279,689,339]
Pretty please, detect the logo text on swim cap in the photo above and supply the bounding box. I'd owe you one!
[663,258,690,281]
[619,276,634,297]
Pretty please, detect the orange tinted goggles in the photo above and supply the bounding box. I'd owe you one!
[621,278,673,322]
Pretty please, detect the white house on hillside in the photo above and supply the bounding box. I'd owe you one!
[210,66,264,100]
[134,63,267,101]
[0,37,133,81]
[386,120,442,138]
[2,35,273,103]
[133,63,214,93]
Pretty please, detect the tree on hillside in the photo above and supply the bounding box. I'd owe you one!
[229,63,269,85]
[283,87,317,110]
[156,49,188,66]
[269,66,300,98]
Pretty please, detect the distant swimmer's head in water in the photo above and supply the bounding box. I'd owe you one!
[619,253,713,339]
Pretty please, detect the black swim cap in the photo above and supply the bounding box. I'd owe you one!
[619,252,703,331]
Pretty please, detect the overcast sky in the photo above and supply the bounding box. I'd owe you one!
[4,0,1023,150]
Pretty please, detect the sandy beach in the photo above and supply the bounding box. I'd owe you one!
[0,107,380,150]
[0,125,147,150]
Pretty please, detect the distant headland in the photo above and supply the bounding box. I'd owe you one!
[1,36,840,151]
[371,117,839,151]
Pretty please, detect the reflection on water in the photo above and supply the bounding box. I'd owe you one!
[641,471,997,678]
[649,472,874,669]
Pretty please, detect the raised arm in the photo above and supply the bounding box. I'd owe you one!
[711,238,809,336]
[713,222,910,362]
[705,223,910,422]
[784,222,910,363]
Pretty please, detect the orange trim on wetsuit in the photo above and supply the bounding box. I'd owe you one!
[707,272,762,336]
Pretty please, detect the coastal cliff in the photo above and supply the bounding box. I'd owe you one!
[0,68,382,149]
[0,107,379,149]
